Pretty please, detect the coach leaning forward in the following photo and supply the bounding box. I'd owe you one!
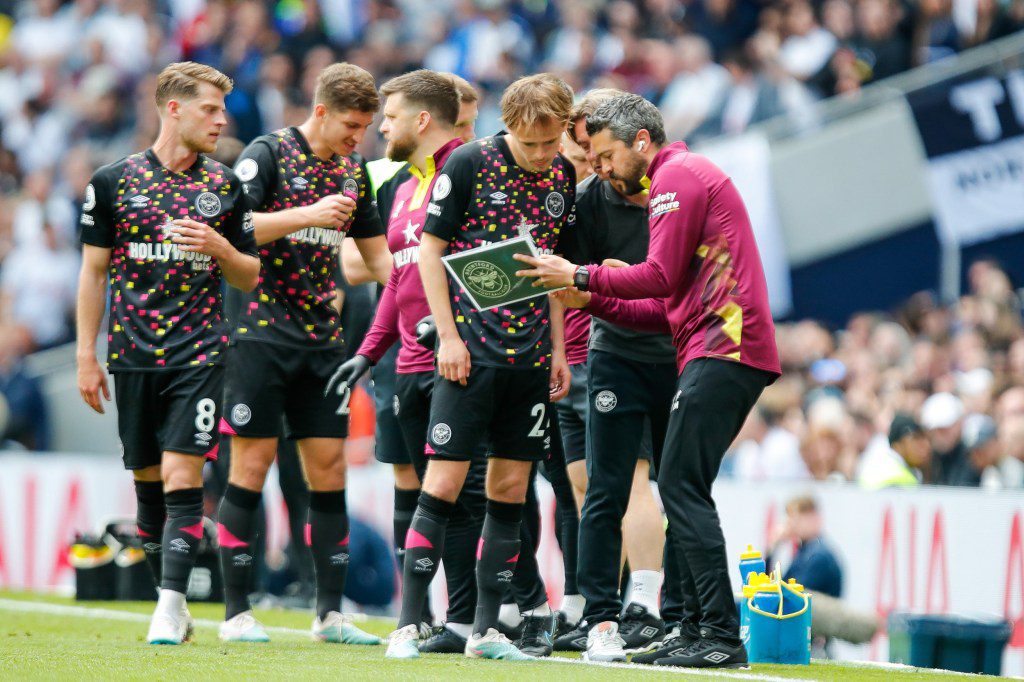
[515,93,781,669]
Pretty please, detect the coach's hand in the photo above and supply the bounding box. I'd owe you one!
[438,335,471,386]
[550,352,571,402]
[324,354,371,398]
[552,287,591,309]
[77,356,110,414]
[513,253,576,289]
[303,194,356,228]
[169,219,232,259]
[415,315,437,350]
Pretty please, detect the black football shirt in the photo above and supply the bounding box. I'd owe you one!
[231,127,383,349]
[423,134,576,369]
[80,149,257,372]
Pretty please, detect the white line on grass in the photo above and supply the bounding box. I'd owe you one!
[0,598,794,680]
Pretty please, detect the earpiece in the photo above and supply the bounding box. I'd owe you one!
[637,141,646,151]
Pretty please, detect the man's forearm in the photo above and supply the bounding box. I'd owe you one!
[354,236,392,286]
[219,251,260,292]
[549,294,566,354]
[419,241,459,341]
[76,269,107,361]
[341,237,375,285]
[252,207,311,245]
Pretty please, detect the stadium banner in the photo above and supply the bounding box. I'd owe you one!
[2,454,1021,672]
[696,131,793,318]
[908,69,1024,246]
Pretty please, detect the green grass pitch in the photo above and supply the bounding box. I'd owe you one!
[0,591,999,681]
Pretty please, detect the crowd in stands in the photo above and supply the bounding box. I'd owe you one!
[0,0,1020,462]
[727,259,1024,490]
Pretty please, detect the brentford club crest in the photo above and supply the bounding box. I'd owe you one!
[195,192,221,217]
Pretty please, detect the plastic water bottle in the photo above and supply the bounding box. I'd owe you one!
[739,545,766,586]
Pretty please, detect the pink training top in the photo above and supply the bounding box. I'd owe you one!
[586,142,781,377]
[564,308,590,366]
[358,138,463,373]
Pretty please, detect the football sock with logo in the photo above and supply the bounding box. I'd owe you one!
[473,500,523,637]
[134,480,165,587]
[398,492,454,628]
[160,488,205,596]
[308,490,350,621]
[217,484,261,620]
[393,487,419,565]
[510,504,548,611]
[626,570,664,618]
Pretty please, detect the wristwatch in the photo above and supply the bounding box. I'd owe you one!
[573,265,590,291]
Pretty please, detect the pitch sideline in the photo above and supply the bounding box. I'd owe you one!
[0,598,794,680]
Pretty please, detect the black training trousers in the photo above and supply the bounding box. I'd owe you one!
[659,358,773,643]
[578,350,676,625]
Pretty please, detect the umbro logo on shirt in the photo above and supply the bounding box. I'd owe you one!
[169,538,190,553]
[489,191,508,205]
[330,552,350,566]
[496,569,514,582]
[291,176,309,190]
[128,194,150,208]
[414,557,434,572]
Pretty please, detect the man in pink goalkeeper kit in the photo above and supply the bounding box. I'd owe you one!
[516,93,781,669]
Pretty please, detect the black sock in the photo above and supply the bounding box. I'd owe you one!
[511,507,547,610]
[474,500,523,636]
[217,484,261,620]
[134,480,165,588]
[161,488,204,595]
[308,490,349,621]
[393,487,419,565]
[398,491,455,628]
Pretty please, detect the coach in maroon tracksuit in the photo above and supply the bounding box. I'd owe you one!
[516,93,781,669]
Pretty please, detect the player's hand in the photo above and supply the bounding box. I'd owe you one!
[602,258,629,268]
[169,219,231,259]
[437,335,471,386]
[552,287,591,309]
[77,356,110,414]
[415,315,437,350]
[303,194,356,228]
[549,351,571,402]
[513,253,577,289]
[324,354,371,398]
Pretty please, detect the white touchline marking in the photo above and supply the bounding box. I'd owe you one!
[2,599,1011,680]
[0,599,783,679]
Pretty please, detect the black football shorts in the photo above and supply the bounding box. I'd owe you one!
[113,365,224,470]
[220,340,349,440]
[427,366,551,462]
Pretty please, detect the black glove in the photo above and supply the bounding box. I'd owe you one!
[324,354,371,397]
[415,315,437,350]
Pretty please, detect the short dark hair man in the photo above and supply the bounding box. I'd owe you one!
[550,88,677,659]
[517,93,781,668]
[76,61,260,645]
[215,62,388,644]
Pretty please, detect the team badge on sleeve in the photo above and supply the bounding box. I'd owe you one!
[235,158,258,181]
[433,174,452,200]
[83,184,96,211]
